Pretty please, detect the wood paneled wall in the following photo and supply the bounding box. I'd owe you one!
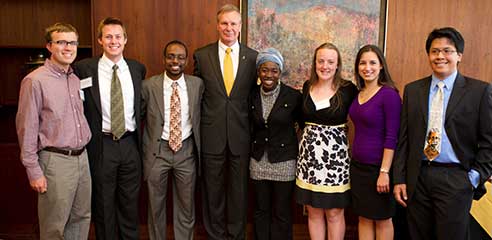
[91,0,235,77]
[385,0,492,91]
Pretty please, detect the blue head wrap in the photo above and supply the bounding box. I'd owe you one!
[256,48,284,72]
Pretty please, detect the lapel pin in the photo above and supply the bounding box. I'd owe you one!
[242,56,246,60]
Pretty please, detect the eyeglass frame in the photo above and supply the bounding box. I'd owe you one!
[429,48,457,56]
[165,54,187,61]
[49,40,80,47]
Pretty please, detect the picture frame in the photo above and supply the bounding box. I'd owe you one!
[241,0,387,88]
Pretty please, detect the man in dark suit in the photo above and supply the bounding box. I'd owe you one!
[193,4,258,240]
[393,27,492,240]
[141,40,204,240]
[73,17,146,240]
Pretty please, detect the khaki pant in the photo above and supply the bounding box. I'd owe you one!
[38,149,91,240]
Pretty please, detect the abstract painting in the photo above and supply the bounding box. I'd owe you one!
[242,0,386,89]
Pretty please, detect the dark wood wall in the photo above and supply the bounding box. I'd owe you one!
[91,0,234,77]
[386,0,492,89]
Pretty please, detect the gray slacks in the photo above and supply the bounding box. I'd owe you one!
[147,137,196,240]
[38,149,91,240]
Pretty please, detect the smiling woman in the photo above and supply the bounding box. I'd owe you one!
[249,48,303,240]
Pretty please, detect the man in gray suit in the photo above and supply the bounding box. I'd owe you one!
[141,40,204,240]
[193,4,258,240]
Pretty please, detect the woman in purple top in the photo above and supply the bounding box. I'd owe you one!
[349,45,401,240]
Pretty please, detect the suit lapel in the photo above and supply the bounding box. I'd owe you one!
[152,73,165,121]
[232,44,250,96]
[253,88,264,123]
[207,43,227,96]
[185,75,196,121]
[89,59,103,114]
[418,77,432,125]
[127,59,141,113]
[445,73,467,121]
[267,84,285,121]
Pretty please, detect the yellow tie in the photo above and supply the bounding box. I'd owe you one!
[223,47,234,96]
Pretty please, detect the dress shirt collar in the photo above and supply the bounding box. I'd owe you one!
[100,54,128,71]
[218,40,240,55]
[431,70,457,91]
[44,58,73,75]
[164,72,186,89]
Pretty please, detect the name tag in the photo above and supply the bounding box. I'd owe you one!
[80,77,92,89]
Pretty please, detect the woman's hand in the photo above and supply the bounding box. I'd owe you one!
[376,172,390,193]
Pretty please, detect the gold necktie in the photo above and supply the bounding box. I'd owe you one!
[169,82,182,152]
[111,64,125,139]
[223,47,234,96]
[423,81,445,160]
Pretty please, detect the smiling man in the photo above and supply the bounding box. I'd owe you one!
[393,27,492,240]
[73,17,146,240]
[193,4,258,240]
[16,23,92,239]
[141,40,204,240]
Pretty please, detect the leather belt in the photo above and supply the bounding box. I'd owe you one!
[44,147,85,156]
[103,131,134,141]
[422,160,461,168]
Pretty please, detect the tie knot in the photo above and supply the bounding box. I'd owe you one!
[112,64,118,71]
[172,81,179,89]
[437,81,445,89]
[226,48,232,54]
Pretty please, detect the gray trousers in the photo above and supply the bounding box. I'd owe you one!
[38,149,91,240]
[147,137,196,240]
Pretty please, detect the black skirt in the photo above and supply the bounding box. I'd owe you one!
[350,160,395,220]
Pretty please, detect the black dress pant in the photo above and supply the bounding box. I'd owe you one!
[201,146,249,240]
[407,164,474,240]
[252,179,294,240]
[91,133,141,240]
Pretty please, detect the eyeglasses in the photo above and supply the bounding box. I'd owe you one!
[165,54,187,61]
[50,40,79,47]
[430,48,457,56]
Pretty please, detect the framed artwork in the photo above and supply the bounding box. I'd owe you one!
[241,0,387,88]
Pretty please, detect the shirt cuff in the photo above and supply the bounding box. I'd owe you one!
[26,166,44,182]
[468,169,480,189]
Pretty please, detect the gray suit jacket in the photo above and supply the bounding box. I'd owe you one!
[141,73,204,180]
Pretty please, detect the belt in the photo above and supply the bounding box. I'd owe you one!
[422,160,461,168]
[103,131,135,141]
[44,147,85,156]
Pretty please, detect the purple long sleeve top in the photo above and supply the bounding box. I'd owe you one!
[349,86,402,165]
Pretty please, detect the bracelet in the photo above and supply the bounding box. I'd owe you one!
[380,168,389,174]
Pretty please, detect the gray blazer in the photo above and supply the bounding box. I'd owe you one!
[141,73,204,180]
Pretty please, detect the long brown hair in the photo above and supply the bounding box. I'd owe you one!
[304,42,351,111]
[354,44,396,90]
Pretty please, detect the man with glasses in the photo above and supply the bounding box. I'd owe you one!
[16,22,92,239]
[73,17,146,239]
[393,27,492,240]
[141,40,204,240]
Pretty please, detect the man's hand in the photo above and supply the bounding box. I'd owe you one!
[30,176,47,193]
[393,184,408,207]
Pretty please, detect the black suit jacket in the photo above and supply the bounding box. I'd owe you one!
[73,57,146,166]
[193,42,258,155]
[249,83,303,163]
[393,73,492,200]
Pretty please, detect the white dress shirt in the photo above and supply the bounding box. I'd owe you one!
[98,54,136,133]
[161,73,192,141]
[218,40,240,80]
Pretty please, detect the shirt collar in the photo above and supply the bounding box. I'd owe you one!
[164,72,186,89]
[218,40,240,55]
[100,54,128,71]
[44,58,73,75]
[431,71,457,90]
